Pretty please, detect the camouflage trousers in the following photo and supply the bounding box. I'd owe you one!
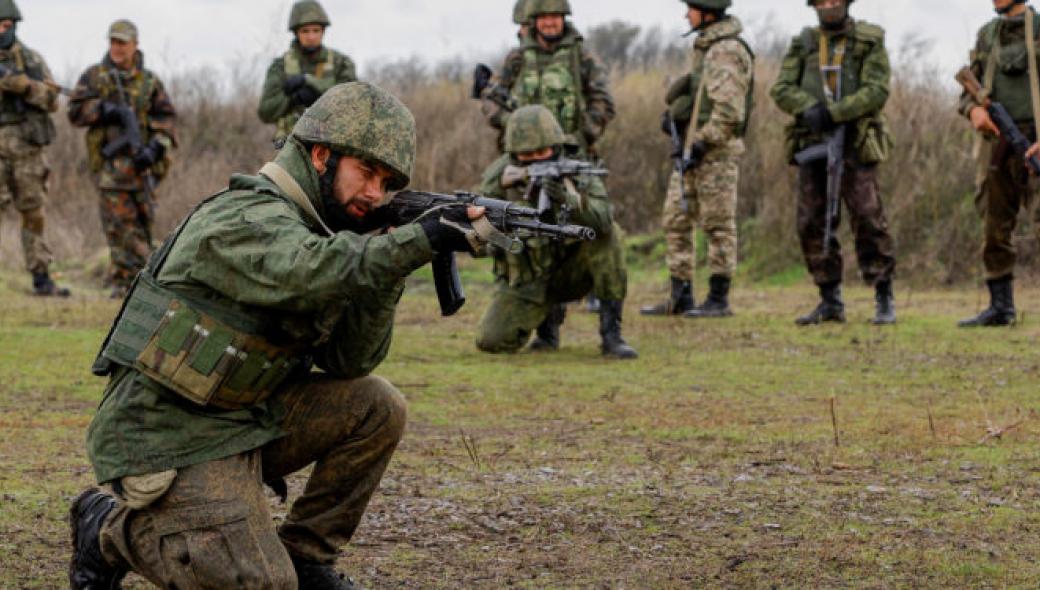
[477,227,627,353]
[0,125,52,273]
[977,138,1040,279]
[98,189,154,289]
[98,374,407,589]
[662,146,741,281]
[797,160,896,286]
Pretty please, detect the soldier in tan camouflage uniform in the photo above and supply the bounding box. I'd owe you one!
[68,20,177,298]
[0,0,68,296]
[258,0,357,147]
[642,0,754,319]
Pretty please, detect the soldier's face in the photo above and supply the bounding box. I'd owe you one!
[516,147,555,163]
[0,20,13,34]
[296,24,325,51]
[312,146,394,219]
[535,14,565,39]
[686,6,705,29]
[108,39,138,69]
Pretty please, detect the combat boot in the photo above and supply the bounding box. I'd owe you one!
[872,280,896,325]
[292,555,360,590]
[599,300,638,359]
[684,275,733,318]
[32,270,70,298]
[69,488,127,590]
[959,276,1017,328]
[795,282,846,326]
[640,277,695,316]
[529,304,566,351]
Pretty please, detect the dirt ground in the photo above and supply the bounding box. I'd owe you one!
[1,266,1038,589]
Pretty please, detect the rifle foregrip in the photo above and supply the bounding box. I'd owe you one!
[432,252,466,317]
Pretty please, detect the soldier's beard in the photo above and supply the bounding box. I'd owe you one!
[318,154,358,233]
[817,6,849,30]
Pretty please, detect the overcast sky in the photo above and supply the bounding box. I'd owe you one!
[21,1,996,90]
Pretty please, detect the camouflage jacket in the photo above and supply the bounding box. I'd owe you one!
[0,40,59,146]
[958,10,1040,124]
[495,24,614,152]
[67,51,177,191]
[258,42,357,143]
[477,154,614,288]
[665,16,754,149]
[86,138,434,484]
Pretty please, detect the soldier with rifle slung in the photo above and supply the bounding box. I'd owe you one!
[68,20,177,299]
[770,0,897,326]
[641,0,754,319]
[956,0,1040,327]
[0,0,68,296]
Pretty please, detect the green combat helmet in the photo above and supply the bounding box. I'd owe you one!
[292,82,416,191]
[682,0,732,9]
[288,0,331,31]
[505,105,567,154]
[526,0,571,17]
[0,0,22,22]
[513,0,530,24]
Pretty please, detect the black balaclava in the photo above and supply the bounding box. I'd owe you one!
[996,0,1027,14]
[0,23,16,50]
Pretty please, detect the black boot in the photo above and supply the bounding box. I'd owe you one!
[292,555,360,590]
[69,488,126,590]
[640,277,695,316]
[600,300,638,359]
[795,281,846,326]
[529,304,566,351]
[32,270,70,298]
[872,280,896,325]
[685,275,733,318]
[959,276,1017,327]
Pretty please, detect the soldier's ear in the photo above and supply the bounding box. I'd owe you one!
[310,144,332,174]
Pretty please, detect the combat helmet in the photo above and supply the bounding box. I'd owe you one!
[683,0,732,9]
[806,0,854,4]
[288,0,331,31]
[526,0,572,17]
[505,105,567,154]
[513,0,531,24]
[292,82,416,191]
[0,0,22,22]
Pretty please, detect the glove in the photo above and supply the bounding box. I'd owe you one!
[802,102,836,134]
[542,177,570,205]
[291,84,321,108]
[98,101,129,126]
[0,72,30,95]
[133,138,165,172]
[282,74,306,94]
[419,207,480,254]
[683,141,707,172]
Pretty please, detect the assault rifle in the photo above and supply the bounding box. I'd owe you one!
[794,65,845,257]
[664,112,690,214]
[105,69,157,244]
[384,190,596,316]
[956,67,1040,176]
[501,158,608,219]
[471,63,517,112]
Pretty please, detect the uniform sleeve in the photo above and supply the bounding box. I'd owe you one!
[336,54,357,84]
[958,29,988,118]
[487,50,523,131]
[580,48,615,145]
[25,52,58,113]
[258,59,291,124]
[477,156,511,197]
[313,284,402,378]
[147,75,177,148]
[828,34,890,123]
[694,40,753,146]
[67,67,102,127]
[770,37,816,116]
[562,176,612,236]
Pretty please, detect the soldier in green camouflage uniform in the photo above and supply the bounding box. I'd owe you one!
[956,0,1040,327]
[259,0,357,146]
[476,105,637,359]
[641,0,753,319]
[68,20,177,298]
[68,82,487,590]
[770,0,897,326]
[0,0,68,296]
[487,0,615,157]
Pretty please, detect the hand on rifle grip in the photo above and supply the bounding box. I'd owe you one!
[969,106,1000,137]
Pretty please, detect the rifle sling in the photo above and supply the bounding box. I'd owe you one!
[259,162,334,237]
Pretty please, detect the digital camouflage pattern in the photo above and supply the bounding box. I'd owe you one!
[0,39,58,275]
[288,0,331,30]
[492,23,614,153]
[504,104,567,153]
[526,0,571,16]
[291,81,415,190]
[474,154,626,352]
[258,42,357,143]
[97,190,152,288]
[98,375,407,584]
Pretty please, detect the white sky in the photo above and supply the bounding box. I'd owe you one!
[23,0,997,89]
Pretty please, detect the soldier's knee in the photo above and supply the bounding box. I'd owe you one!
[476,331,523,354]
[355,376,408,442]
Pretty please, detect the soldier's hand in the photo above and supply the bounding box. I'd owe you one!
[969,106,1000,137]
[419,206,488,253]
[683,141,707,172]
[283,74,306,94]
[1026,143,1040,173]
[802,102,836,134]
[542,177,570,205]
[0,72,30,95]
[133,138,165,172]
[98,101,129,126]
[291,84,322,108]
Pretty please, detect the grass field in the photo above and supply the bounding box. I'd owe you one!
[0,260,1038,589]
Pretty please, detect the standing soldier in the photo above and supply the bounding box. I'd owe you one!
[641,0,754,319]
[957,0,1040,327]
[0,0,68,296]
[259,0,357,147]
[770,0,897,326]
[68,20,177,299]
[476,105,637,359]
